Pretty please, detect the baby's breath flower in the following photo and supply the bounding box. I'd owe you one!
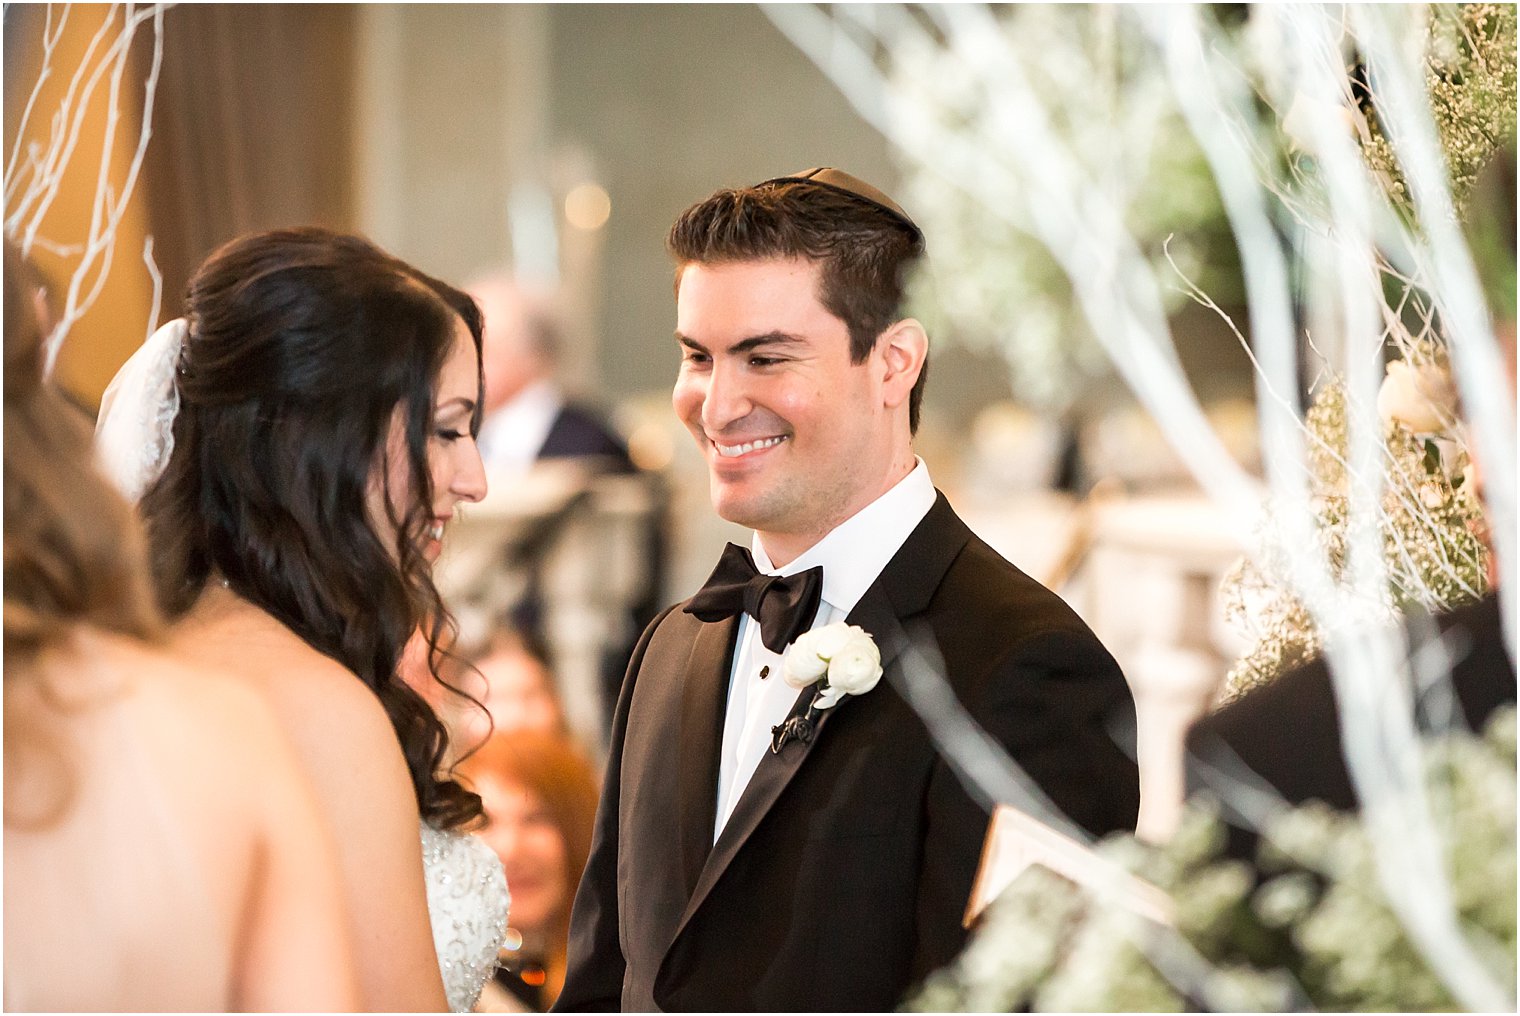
[1361,5,1517,216]
[908,710,1516,1013]
[1253,872,1319,929]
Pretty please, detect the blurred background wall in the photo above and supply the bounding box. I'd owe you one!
[4,3,1088,430]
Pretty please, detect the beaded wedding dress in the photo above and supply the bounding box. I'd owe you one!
[422,823,511,1012]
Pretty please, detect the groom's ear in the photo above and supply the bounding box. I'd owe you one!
[876,318,928,412]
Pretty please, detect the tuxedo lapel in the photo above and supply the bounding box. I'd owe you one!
[676,615,738,897]
[870,492,970,619]
[672,677,834,937]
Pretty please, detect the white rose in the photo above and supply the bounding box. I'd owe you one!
[1377,360,1458,434]
[810,623,859,660]
[783,630,829,688]
[1281,90,1356,153]
[785,623,883,708]
[826,633,883,697]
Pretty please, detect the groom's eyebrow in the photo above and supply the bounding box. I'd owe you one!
[675,331,804,353]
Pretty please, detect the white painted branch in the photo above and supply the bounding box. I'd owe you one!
[2,2,72,210]
[42,3,165,377]
[1354,5,1516,654]
[8,3,123,242]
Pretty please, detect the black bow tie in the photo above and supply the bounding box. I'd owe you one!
[684,543,823,654]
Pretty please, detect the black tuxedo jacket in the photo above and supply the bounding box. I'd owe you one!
[556,494,1140,1012]
[1187,593,1514,860]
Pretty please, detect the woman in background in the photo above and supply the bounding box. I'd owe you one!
[469,627,567,737]
[3,243,357,1011]
[97,228,507,1011]
[459,731,599,1012]
[422,624,570,758]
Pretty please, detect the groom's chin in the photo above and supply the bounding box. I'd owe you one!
[708,478,767,530]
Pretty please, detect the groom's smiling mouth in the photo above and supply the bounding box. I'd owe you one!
[712,435,788,458]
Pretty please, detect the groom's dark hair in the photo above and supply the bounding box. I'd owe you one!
[667,173,929,433]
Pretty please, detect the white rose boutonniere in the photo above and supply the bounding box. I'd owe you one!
[1377,359,1458,434]
[783,622,884,711]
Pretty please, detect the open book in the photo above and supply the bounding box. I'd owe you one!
[964,804,1172,927]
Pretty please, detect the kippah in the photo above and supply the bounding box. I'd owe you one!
[756,167,923,243]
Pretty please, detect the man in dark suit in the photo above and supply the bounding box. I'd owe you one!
[467,272,654,722]
[556,169,1140,1012]
[537,401,635,468]
[468,271,634,475]
[1187,593,1514,860]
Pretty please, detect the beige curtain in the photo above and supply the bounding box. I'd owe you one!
[143,3,356,318]
[3,3,357,406]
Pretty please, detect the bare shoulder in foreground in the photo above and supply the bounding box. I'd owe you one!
[5,627,359,1012]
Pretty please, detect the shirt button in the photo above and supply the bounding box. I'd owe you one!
[759,665,770,680]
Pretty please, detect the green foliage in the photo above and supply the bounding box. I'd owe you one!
[1221,362,1489,701]
[1360,4,1518,215]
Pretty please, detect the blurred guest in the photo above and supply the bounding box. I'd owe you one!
[3,243,357,1011]
[459,731,600,1012]
[465,627,569,740]
[467,272,633,473]
[1187,593,1513,860]
[466,273,660,733]
[418,625,572,762]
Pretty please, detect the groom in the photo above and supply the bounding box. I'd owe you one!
[556,169,1140,1012]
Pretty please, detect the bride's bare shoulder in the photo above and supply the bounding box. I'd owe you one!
[164,591,400,753]
[160,592,420,830]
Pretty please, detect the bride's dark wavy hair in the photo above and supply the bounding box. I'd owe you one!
[140,227,485,830]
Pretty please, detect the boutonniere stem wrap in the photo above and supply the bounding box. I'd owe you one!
[770,623,883,754]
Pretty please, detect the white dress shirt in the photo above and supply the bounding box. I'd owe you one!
[476,378,563,473]
[712,458,937,840]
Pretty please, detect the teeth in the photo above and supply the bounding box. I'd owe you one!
[715,436,785,458]
[428,521,444,541]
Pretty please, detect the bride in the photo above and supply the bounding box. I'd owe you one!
[97,227,510,1011]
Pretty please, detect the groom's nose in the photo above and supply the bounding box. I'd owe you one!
[699,363,753,434]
